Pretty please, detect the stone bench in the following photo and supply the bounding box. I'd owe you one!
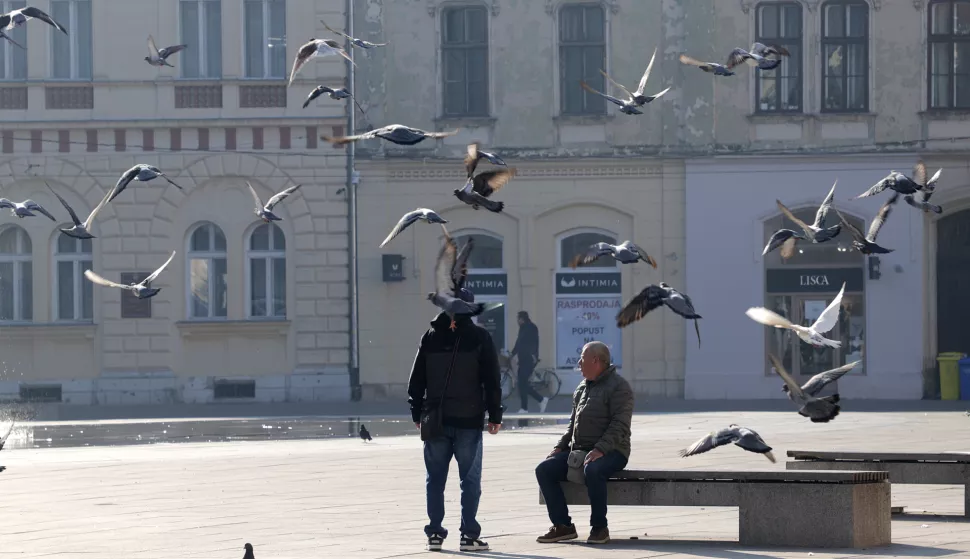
[787,450,970,517]
[541,469,890,548]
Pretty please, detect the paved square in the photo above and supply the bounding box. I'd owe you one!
[1,410,968,558]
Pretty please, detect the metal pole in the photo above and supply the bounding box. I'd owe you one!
[346,0,361,401]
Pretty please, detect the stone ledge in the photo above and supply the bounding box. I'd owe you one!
[175,319,290,338]
[0,323,96,340]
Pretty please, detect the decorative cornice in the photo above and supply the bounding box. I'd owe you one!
[386,166,663,180]
[740,0,755,14]
[546,0,618,15]
[428,0,500,17]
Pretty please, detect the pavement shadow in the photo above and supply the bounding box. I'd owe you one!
[895,513,970,524]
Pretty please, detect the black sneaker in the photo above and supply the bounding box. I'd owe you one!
[459,536,489,551]
[427,534,444,551]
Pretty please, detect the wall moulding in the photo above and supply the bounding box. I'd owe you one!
[427,0,500,17]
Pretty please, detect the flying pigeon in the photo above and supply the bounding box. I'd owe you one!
[0,421,13,473]
[569,241,657,269]
[322,19,387,49]
[0,198,56,220]
[579,51,670,115]
[108,164,183,203]
[768,353,843,423]
[678,53,736,76]
[47,182,112,240]
[451,236,474,299]
[288,39,355,87]
[746,282,846,348]
[454,168,516,213]
[428,233,501,330]
[774,181,842,247]
[243,543,255,559]
[84,251,176,300]
[464,142,507,178]
[379,208,448,248]
[248,182,301,223]
[145,35,187,67]
[303,85,364,114]
[616,282,702,348]
[359,424,372,441]
[835,195,898,255]
[0,6,67,44]
[853,161,942,199]
[678,424,776,463]
[322,124,459,147]
[779,357,861,399]
[904,187,943,215]
[726,42,791,70]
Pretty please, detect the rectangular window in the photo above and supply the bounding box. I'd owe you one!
[50,0,92,80]
[244,0,286,79]
[755,2,802,112]
[441,6,489,117]
[929,0,970,109]
[0,0,27,80]
[559,4,606,115]
[822,1,869,112]
[179,0,222,79]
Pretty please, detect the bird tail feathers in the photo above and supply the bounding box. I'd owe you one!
[322,135,353,146]
[763,451,777,463]
[745,307,793,329]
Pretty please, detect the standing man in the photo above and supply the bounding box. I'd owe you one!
[510,311,548,414]
[534,341,634,545]
[408,288,504,553]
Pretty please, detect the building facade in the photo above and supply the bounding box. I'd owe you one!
[0,0,354,405]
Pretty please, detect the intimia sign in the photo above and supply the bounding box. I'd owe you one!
[555,272,622,294]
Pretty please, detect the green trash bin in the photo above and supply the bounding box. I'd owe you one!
[937,352,965,401]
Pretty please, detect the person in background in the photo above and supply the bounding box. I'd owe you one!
[534,341,634,546]
[510,310,548,413]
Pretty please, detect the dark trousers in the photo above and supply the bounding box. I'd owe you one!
[423,425,484,539]
[517,356,544,410]
[535,449,629,529]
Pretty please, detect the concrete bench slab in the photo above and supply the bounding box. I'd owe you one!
[540,469,890,548]
[786,450,970,517]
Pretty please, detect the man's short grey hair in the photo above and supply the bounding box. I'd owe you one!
[583,341,611,364]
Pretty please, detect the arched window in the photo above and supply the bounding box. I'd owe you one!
[821,0,869,112]
[454,231,503,270]
[454,231,506,350]
[247,222,286,318]
[929,0,970,109]
[54,234,93,321]
[187,222,227,319]
[755,2,803,113]
[558,229,617,269]
[0,225,32,322]
[762,208,865,380]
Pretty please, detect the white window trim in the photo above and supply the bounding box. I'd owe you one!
[453,229,504,273]
[49,0,90,81]
[0,226,32,323]
[0,0,26,81]
[245,223,286,319]
[178,0,219,79]
[555,226,618,273]
[551,1,613,117]
[243,0,286,80]
[186,223,228,320]
[52,234,92,323]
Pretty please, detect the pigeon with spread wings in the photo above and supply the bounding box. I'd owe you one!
[84,251,176,300]
[726,42,791,71]
[678,53,736,76]
[578,48,671,115]
[569,241,657,269]
[617,282,701,348]
[47,182,112,240]
[835,194,898,255]
[322,19,387,49]
[768,353,843,423]
[746,282,846,348]
[428,233,500,330]
[108,164,183,203]
[464,142,507,178]
[248,182,302,223]
[853,160,942,199]
[288,39,355,87]
[0,6,66,51]
[379,208,448,248]
[454,168,516,213]
[765,181,842,259]
[303,85,364,114]
[678,424,776,463]
[782,358,861,399]
[145,35,187,67]
[0,198,56,221]
[322,124,459,147]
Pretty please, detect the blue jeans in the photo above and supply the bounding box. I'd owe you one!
[535,449,628,529]
[423,425,484,539]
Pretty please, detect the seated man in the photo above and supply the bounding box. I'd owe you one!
[534,341,634,545]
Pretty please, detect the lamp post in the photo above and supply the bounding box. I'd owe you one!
[345,0,361,401]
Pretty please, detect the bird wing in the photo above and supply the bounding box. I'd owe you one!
[599,69,633,101]
[746,307,795,330]
[158,44,188,59]
[147,35,160,58]
[569,242,614,269]
[472,169,517,198]
[321,129,378,146]
[22,6,67,34]
[46,183,82,226]
[866,192,898,242]
[24,200,56,221]
[634,48,658,97]
[160,173,183,190]
[580,80,626,107]
[801,360,860,396]
[452,237,475,292]
[0,420,14,449]
[143,251,177,284]
[616,284,666,328]
[246,181,264,211]
[322,19,351,40]
[834,208,865,242]
[853,178,888,199]
[84,269,129,290]
[0,198,14,209]
[419,128,460,139]
[734,428,775,461]
[83,187,115,231]
[627,242,657,268]
[779,236,797,260]
[813,180,838,228]
[726,48,750,69]
[302,86,325,108]
[379,211,419,248]
[464,142,480,177]
[767,353,808,401]
[776,199,814,236]
[108,165,141,202]
[265,184,302,210]
[664,289,700,319]
[0,15,9,29]
[677,430,732,458]
[288,41,318,86]
[679,54,707,68]
[913,160,927,187]
[434,234,458,295]
[926,168,943,189]
[811,282,846,334]
[0,32,24,50]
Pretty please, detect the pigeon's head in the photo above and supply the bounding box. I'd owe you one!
[427,292,436,301]
[359,424,366,432]
[144,56,152,62]
[781,384,790,394]
[658,281,670,289]
[244,543,253,552]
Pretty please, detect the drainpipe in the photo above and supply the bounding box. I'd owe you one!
[346,0,362,401]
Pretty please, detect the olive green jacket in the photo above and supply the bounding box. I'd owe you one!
[555,366,634,458]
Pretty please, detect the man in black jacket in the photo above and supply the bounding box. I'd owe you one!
[408,289,503,553]
[510,311,548,414]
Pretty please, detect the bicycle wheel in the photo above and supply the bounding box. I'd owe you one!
[500,369,515,401]
[531,369,562,399]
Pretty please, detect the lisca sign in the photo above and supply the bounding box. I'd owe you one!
[766,267,864,293]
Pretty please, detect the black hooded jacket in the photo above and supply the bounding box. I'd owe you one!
[407,312,504,429]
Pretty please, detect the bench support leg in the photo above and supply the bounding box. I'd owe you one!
[965,484,969,518]
[738,482,891,548]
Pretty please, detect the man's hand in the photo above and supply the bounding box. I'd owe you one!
[547,447,568,459]
[584,449,604,465]
[415,422,421,430]
[487,422,501,435]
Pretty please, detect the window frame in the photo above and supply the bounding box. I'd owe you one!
[927,0,970,110]
[178,0,223,79]
[245,222,287,320]
[0,225,32,323]
[242,0,287,80]
[49,0,92,81]
[820,0,870,113]
[440,4,490,118]
[453,229,504,273]
[186,222,228,320]
[557,2,608,116]
[52,234,93,323]
[754,1,804,114]
[0,0,27,81]
[555,227,618,272]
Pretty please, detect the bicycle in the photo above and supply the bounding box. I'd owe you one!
[498,352,562,403]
